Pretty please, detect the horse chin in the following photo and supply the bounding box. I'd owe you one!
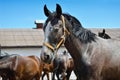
[45,59,52,64]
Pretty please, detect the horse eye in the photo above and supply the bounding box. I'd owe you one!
[59,24,63,28]
[54,29,59,32]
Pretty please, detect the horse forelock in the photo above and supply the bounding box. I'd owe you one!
[43,12,61,31]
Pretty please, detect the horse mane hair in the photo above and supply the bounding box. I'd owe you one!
[63,13,96,43]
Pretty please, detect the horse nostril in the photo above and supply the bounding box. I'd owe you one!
[45,55,50,60]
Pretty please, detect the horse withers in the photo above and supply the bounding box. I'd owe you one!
[41,4,120,80]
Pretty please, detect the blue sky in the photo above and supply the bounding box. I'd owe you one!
[0,0,120,28]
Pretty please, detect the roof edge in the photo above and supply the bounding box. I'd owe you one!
[0,46,42,49]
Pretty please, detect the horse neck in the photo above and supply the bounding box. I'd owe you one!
[64,19,83,59]
[64,34,92,78]
[63,17,94,67]
[64,33,86,61]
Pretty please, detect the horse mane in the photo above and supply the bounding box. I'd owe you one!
[63,13,96,43]
[44,11,96,43]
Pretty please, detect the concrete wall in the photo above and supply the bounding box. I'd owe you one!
[1,47,67,57]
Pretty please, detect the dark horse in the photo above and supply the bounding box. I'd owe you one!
[40,4,120,80]
[98,29,111,39]
[42,51,74,80]
[0,54,43,80]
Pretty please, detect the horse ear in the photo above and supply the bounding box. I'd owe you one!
[56,4,62,18]
[44,4,51,17]
[103,29,105,34]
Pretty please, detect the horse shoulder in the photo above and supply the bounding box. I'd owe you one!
[28,55,44,75]
[28,55,40,66]
[26,56,40,70]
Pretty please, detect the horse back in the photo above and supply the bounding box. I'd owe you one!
[12,55,40,72]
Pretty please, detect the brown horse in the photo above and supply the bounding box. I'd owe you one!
[40,4,120,80]
[0,54,43,80]
[42,51,74,80]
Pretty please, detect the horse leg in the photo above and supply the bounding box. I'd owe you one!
[36,73,40,80]
[2,77,8,80]
[61,72,67,80]
[1,74,11,80]
[52,72,56,80]
[32,72,40,80]
[42,72,46,80]
[56,72,60,80]
[74,69,80,80]
[46,72,50,80]
[66,71,72,80]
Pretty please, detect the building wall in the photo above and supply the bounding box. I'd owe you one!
[1,47,67,57]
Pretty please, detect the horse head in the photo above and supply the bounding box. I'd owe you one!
[40,4,70,64]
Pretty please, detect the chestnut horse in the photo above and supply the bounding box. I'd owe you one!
[98,29,111,39]
[42,51,74,80]
[0,54,43,80]
[40,4,120,80]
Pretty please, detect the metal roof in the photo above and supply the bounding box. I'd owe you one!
[0,28,120,48]
[0,29,44,48]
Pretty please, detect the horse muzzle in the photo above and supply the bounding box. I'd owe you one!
[40,52,53,64]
